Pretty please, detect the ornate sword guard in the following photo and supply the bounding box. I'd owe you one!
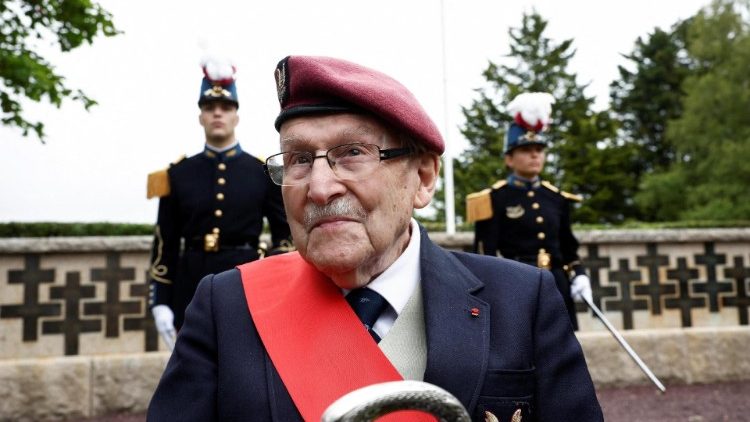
[321,380,471,422]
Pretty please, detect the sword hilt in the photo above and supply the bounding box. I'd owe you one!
[321,380,471,422]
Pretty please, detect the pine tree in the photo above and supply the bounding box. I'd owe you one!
[637,0,750,221]
[445,11,628,224]
[610,23,693,174]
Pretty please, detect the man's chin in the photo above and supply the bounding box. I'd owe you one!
[303,245,365,275]
[307,246,359,265]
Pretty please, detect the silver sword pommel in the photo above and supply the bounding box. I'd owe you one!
[321,380,471,422]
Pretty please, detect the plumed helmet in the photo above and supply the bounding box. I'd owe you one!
[503,92,555,154]
[198,55,239,108]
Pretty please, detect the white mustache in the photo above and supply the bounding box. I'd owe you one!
[303,199,366,229]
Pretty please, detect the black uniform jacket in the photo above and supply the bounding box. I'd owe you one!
[148,144,291,328]
[147,226,603,421]
[471,176,585,328]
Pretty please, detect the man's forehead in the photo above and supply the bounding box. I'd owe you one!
[279,115,390,146]
[513,144,546,153]
[200,100,238,111]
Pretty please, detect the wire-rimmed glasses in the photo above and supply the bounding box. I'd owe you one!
[264,143,413,186]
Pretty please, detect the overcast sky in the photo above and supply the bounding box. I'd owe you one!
[1,0,709,224]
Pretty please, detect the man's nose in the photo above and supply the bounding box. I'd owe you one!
[307,157,345,204]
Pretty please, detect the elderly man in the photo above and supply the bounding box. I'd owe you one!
[147,56,603,421]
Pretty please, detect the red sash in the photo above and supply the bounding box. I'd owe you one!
[239,252,434,421]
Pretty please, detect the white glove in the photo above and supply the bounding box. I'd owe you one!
[570,274,593,303]
[152,304,176,350]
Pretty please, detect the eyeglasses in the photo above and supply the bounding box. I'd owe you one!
[264,143,413,186]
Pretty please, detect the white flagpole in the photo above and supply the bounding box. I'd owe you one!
[440,0,456,235]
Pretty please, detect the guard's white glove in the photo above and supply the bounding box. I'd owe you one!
[570,274,593,303]
[152,304,176,350]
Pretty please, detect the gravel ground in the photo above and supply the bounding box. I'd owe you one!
[69,380,750,421]
[597,380,750,422]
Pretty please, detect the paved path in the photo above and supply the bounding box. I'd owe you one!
[74,381,750,421]
[597,380,750,421]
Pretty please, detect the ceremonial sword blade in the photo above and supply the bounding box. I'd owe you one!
[583,295,666,393]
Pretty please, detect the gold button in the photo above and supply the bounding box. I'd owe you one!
[536,216,544,224]
[218,163,227,171]
[212,227,220,234]
[538,232,546,240]
[214,209,223,217]
[527,191,535,197]
[532,202,540,210]
[216,192,225,201]
[218,177,226,185]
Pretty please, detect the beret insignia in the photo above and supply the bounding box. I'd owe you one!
[274,57,289,106]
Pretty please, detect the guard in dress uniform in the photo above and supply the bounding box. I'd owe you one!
[466,92,592,330]
[146,57,293,334]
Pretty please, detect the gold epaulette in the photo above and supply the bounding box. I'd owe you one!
[492,179,508,189]
[541,180,582,202]
[466,188,493,223]
[540,180,559,193]
[561,191,583,202]
[146,155,185,199]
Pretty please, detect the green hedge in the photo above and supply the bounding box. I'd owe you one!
[574,220,750,231]
[2,220,748,238]
[416,218,750,232]
[0,222,154,237]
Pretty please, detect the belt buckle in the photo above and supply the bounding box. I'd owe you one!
[537,249,551,270]
[204,233,219,252]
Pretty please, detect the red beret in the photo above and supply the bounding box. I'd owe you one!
[273,56,445,154]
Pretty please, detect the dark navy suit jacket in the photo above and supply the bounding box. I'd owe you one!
[148,227,603,421]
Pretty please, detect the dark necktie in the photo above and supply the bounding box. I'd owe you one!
[345,288,388,343]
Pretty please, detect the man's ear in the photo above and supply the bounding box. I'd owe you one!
[413,153,440,210]
[504,153,513,169]
[198,113,205,127]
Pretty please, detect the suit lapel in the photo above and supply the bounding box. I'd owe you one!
[418,226,489,414]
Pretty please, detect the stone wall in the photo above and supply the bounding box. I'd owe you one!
[432,229,750,332]
[0,237,158,359]
[1,231,749,421]
[1,327,748,421]
[0,352,169,422]
[1,228,749,359]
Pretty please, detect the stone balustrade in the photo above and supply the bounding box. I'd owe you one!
[1,229,749,421]
[1,228,749,359]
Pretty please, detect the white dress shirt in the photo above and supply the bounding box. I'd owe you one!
[344,218,421,339]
